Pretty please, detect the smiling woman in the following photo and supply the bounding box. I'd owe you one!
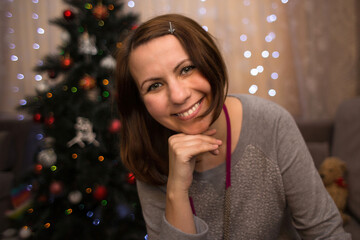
[115,14,351,240]
[116,14,228,185]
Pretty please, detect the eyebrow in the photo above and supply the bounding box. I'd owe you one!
[139,58,189,90]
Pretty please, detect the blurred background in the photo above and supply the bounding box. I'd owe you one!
[0,0,359,239]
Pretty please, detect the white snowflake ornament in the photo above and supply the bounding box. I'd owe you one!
[37,148,57,167]
[100,55,116,69]
[67,117,100,148]
[78,31,98,55]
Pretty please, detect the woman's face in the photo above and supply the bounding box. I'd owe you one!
[129,35,213,134]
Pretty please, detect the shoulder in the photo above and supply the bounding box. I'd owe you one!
[229,94,293,124]
[228,94,299,155]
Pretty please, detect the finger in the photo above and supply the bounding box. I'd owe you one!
[170,135,222,148]
[202,128,217,136]
[175,142,220,159]
[210,149,220,155]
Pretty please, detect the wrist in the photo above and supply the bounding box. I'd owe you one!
[166,182,190,201]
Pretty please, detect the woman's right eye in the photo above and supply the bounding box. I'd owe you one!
[147,82,163,92]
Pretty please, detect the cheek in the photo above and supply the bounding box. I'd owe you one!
[193,74,212,100]
[143,95,167,119]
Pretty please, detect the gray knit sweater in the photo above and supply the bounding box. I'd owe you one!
[137,94,352,240]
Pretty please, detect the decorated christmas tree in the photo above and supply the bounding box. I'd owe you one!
[5,0,147,239]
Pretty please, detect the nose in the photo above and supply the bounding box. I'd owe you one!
[168,78,190,104]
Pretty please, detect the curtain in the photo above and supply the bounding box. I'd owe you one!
[1,0,358,120]
[286,0,359,119]
[0,0,63,117]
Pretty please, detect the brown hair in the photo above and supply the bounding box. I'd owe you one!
[116,14,228,185]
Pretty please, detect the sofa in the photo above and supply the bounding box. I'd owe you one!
[0,116,42,233]
[296,97,360,239]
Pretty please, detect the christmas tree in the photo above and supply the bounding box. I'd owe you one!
[5,0,147,239]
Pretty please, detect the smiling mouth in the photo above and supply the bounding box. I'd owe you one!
[175,98,203,118]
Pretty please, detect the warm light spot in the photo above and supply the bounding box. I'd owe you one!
[128,1,135,8]
[271,72,279,79]
[249,85,258,94]
[72,153,78,159]
[268,89,277,96]
[262,50,270,58]
[98,156,104,162]
[65,208,73,215]
[240,34,247,42]
[86,188,92,194]
[244,50,251,58]
[199,7,206,15]
[44,223,51,228]
[47,92,53,98]
[250,68,258,76]
[102,79,109,85]
[85,3,93,9]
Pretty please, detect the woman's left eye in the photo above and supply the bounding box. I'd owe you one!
[147,82,163,92]
[180,65,195,75]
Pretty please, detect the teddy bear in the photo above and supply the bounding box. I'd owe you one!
[318,156,349,224]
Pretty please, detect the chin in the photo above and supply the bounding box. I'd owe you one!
[179,123,211,135]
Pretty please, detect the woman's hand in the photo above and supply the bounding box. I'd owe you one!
[165,129,222,234]
[167,129,222,193]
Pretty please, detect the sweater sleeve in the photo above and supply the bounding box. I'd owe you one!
[136,180,209,240]
[275,108,352,240]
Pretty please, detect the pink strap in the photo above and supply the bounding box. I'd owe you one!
[222,104,232,189]
[189,196,196,216]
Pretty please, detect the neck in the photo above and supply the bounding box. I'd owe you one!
[194,106,228,172]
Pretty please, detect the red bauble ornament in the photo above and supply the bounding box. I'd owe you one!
[48,70,58,79]
[79,75,96,90]
[45,115,55,126]
[61,55,73,69]
[34,164,43,174]
[108,119,121,133]
[92,3,109,20]
[63,10,74,20]
[50,181,64,196]
[93,185,107,201]
[131,25,139,30]
[127,173,136,184]
[33,113,42,123]
[38,195,48,202]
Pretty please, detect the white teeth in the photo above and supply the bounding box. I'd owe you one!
[177,102,200,117]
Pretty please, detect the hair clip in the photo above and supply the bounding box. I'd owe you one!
[168,22,175,34]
